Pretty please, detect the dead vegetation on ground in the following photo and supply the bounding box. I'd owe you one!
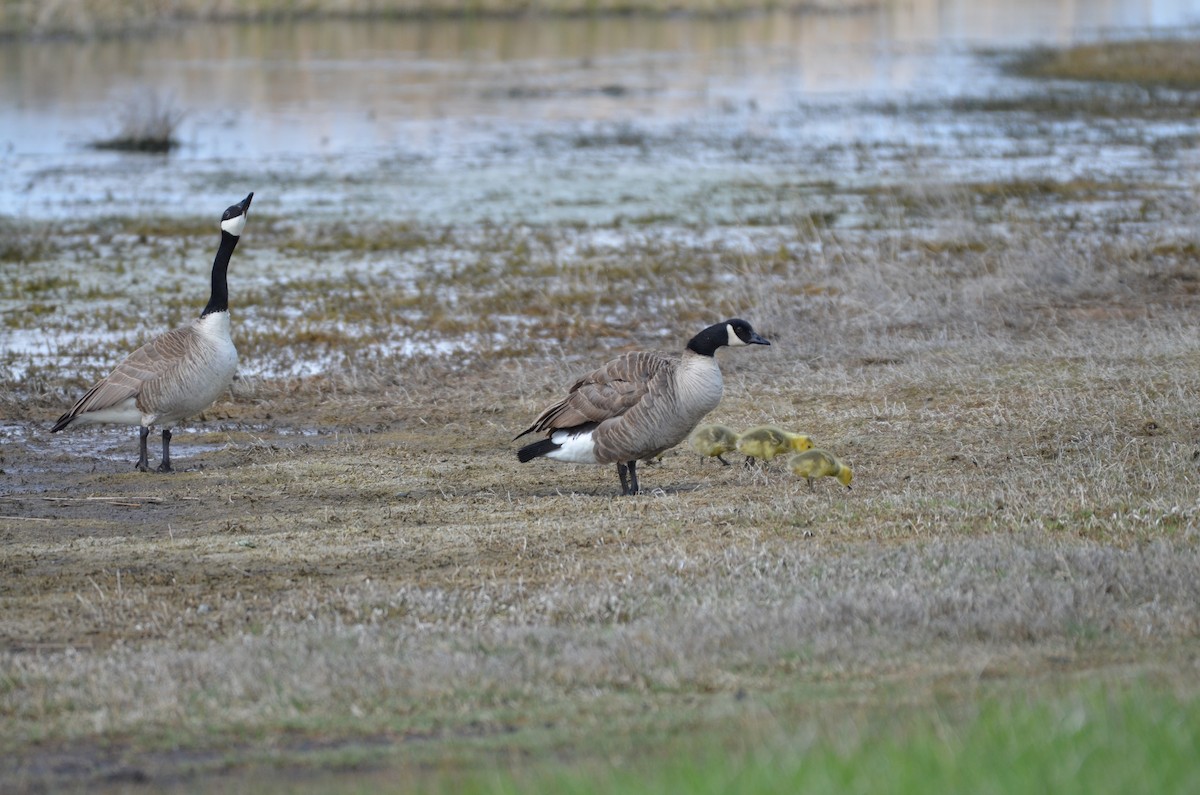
[4,181,1200,789]
[5,36,1200,783]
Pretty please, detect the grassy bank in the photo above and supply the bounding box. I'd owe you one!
[426,684,1200,795]
[0,0,862,40]
[1010,39,1200,90]
[4,172,1200,790]
[95,681,1194,794]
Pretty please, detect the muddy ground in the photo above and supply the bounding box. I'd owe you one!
[5,311,1200,791]
[5,23,1200,791]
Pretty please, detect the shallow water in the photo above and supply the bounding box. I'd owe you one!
[3,2,1200,383]
[1,2,1198,224]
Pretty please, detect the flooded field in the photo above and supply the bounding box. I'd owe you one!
[3,2,1200,382]
[4,1,1200,792]
[2,2,1199,223]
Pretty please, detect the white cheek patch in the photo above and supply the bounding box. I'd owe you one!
[221,213,248,237]
[725,323,747,347]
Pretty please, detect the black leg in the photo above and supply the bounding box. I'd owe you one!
[617,462,630,495]
[627,460,639,495]
[136,426,151,471]
[716,455,730,466]
[157,428,173,473]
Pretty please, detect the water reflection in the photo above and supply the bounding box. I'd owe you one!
[0,0,1196,218]
[4,3,1198,149]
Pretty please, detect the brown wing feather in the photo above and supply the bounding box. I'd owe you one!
[518,351,674,436]
[55,325,198,424]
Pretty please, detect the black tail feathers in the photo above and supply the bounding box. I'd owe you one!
[517,438,560,463]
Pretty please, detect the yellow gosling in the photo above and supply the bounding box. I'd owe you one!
[786,449,853,489]
[736,424,814,463]
[788,432,814,453]
[688,423,740,466]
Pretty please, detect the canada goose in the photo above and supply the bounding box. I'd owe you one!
[786,449,853,488]
[688,423,740,466]
[514,319,770,495]
[51,192,253,472]
[736,424,813,463]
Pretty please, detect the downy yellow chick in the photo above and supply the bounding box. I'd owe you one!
[736,424,814,463]
[786,449,853,488]
[688,423,741,466]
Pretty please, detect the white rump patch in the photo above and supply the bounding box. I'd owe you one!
[546,429,599,464]
[221,212,248,237]
[70,396,142,427]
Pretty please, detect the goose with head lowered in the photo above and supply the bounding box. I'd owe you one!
[514,319,770,495]
[688,423,740,466]
[736,424,813,464]
[51,192,253,472]
[786,448,853,489]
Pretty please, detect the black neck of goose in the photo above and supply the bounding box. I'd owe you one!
[686,324,727,357]
[201,230,239,317]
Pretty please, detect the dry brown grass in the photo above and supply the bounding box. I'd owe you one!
[1013,39,1200,90]
[4,174,1200,788]
[89,92,184,153]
